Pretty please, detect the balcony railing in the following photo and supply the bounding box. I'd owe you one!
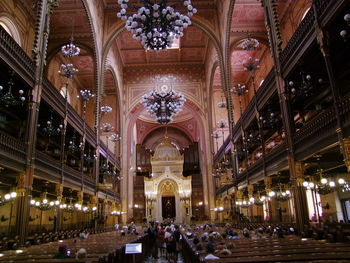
[0,25,35,85]
[0,130,26,169]
[280,8,316,76]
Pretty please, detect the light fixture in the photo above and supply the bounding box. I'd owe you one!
[58,64,78,79]
[231,84,248,96]
[288,72,323,98]
[117,0,197,50]
[38,111,63,137]
[141,88,185,124]
[259,107,281,130]
[217,96,227,108]
[243,57,260,72]
[30,193,60,211]
[217,120,227,129]
[0,191,17,206]
[340,14,350,41]
[101,105,112,114]
[239,37,260,50]
[61,41,80,57]
[100,123,113,133]
[110,133,121,142]
[78,89,94,102]
[67,132,80,152]
[0,72,25,107]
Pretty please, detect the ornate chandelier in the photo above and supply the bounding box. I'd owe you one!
[141,88,185,124]
[61,41,80,57]
[117,0,197,50]
[239,37,260,50]
[0,72,25,107]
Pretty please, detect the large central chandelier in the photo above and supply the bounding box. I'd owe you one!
[117,0,197,50]
[141,87,185,124]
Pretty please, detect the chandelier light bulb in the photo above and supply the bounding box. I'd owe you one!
[338,178,345,185]
[329,181,336,187]
[4,194,10,200]
[321,178,328,184]
[30,200,35,205]
[268,191,275,197]
[10,192,17,198]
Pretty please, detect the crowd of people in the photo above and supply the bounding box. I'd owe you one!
[147,221,182,263]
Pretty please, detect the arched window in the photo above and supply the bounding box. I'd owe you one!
[0,16,21,46]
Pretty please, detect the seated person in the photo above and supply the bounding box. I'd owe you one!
[76,248,87,259]
[79,230,89,239]
[53,244,70,259]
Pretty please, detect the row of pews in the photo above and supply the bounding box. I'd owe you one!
[182,224,350,263]
[0,228,114,251]
[0,230,149,263]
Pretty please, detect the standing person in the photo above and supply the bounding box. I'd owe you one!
[173,225,181,262]
[165,227,176,262]
[147,221,159,259]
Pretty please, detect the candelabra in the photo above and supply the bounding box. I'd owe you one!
[242,57,260,72]
[303,176,347,195]
[67,132,80,153]
[287,72,323,98]
[30,192,60,211]
[117,0,197,50]
[0,72,25,107]
[58,64,78,79]
[259,108,281,130]
[0,191,17,206]
[38,111,63,137]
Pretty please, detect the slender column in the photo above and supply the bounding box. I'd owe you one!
[262,0,307,228]
[15,0,58,246]
[264,176,272,222]
[55,184,63,231]
[247,184,254,221]
[235,189,243,220]
[312,4,350,171]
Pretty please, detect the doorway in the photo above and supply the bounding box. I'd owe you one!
[162,196,176,219]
